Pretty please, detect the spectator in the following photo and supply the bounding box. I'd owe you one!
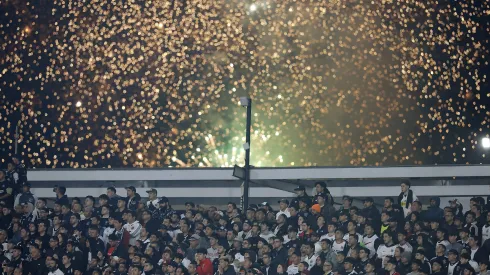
[386,257,401,275]
[343,256,357,275]
[424,197,444,222]
[287,252,301,275]
[314,182,334,206]
[24,244,47,275]
[11,155,27,187]
[53,186,69,206]
[106,187,120,209]
[377,232,396,268]
[398,180,418,218]
[146,188,159,212]
[290,186,311,210]
[125,186,139,211]
[196,247,213,275]
[14,182,36,208]
[301,242,318,270]
[362,198,381,228]
[0,171,13,207]
[47,258,63,275]
[340,196,353,213]
[3,174,490,275]
[276,199,291,219]
[123,210,142,246]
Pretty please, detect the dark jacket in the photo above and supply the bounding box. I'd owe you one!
[423,197,444,222]
[221,266,236,275]
[361,205,381,225]
[271,246,288,267]
[24,257,47,275]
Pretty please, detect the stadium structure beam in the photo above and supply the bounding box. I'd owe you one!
[27,165,490,182]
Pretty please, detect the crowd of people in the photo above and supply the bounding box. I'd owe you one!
[0,157,489,275]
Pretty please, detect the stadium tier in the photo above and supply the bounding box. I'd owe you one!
[0,164,489,275]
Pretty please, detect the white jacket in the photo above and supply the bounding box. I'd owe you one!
[124,220,142,246]
[48,269,64,275]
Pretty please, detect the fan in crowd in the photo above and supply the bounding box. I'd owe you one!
[0,157,490,275]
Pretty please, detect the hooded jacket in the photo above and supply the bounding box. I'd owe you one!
[423,197,444,222]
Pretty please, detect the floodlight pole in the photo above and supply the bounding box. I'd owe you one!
[14,122,20,154]
[243,99,252,211]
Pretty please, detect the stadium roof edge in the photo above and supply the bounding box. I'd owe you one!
[27,165,490,181]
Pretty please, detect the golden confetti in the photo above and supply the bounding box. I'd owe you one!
[0,0,489,168]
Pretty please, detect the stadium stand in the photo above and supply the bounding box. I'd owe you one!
[0,156,489,275]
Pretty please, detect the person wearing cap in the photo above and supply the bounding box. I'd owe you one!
[398,180,418,218]
[238,220,253,241]
[257,202,270,214]
[430,257,445,275]
[152,196,174,222]
[13,182,36,209]
[290,185,311,210]
[125,186,139,211]
[196,247,213,275]
[11,155,27,187]
[276,199,291,220]
[143,188,157,212]
[185,233,202,261]
[361,197,381,227]
[19,201,35,229]
[315,194,336,221]
[423,197,444,223]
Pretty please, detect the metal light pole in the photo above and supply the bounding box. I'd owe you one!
[239,97,252,210]
[14,122,20,154]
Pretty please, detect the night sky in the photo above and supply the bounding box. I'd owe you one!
[0,0,489,168]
